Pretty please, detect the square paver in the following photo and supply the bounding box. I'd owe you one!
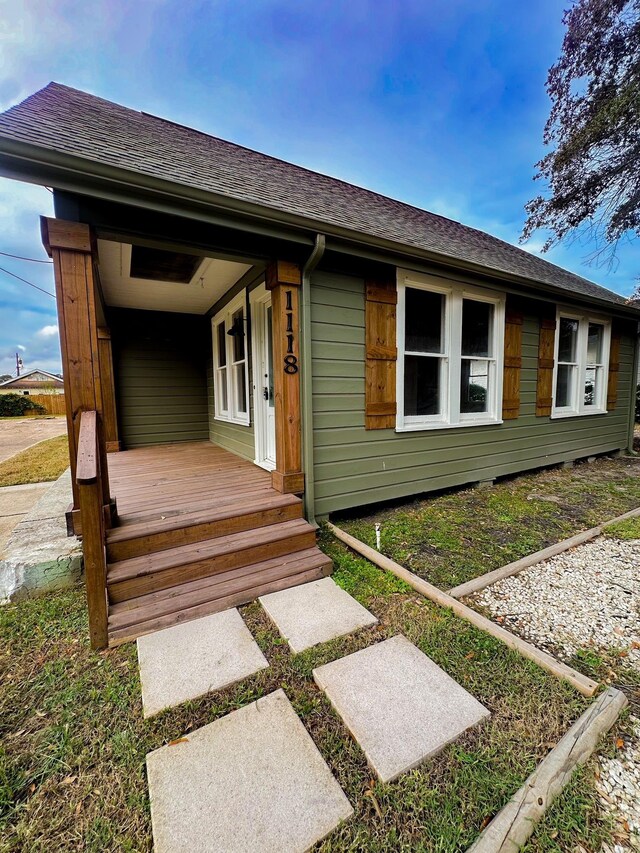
[259,577,378,653]
[313,635,490,782]
[146,689,353,853]
[137,609,268,717]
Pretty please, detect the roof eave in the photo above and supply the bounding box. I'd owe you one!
[1,137,638,319]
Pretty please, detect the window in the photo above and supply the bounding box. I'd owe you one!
[397,272,505,430]
[212,293,250,425]
[552,311,610,417]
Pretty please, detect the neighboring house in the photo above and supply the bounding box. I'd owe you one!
[0,369,64,395]
[0,83,638,649]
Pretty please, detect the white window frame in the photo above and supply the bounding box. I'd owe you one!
[551,309,611,418]
[396,270,505,431]
[212,291,250,426]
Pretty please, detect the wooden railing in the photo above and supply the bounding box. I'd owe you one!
[76,410,109,649]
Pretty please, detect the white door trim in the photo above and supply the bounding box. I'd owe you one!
[250,283,276,470]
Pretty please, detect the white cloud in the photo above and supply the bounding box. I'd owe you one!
[16,344,25,351]
[37,324,58,337]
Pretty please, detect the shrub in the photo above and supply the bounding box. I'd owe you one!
[0,393,46,417]
[636,384,640,422]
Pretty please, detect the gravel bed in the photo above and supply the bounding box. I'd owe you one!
[472,536,640,848]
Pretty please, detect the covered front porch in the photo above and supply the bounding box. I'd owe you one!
[41,214,322,649]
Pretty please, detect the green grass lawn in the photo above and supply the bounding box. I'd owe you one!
[0,435,69,487]
[336,456,640,591]
[0,533,625,852]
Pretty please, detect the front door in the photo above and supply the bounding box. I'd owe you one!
[251,286,276,470]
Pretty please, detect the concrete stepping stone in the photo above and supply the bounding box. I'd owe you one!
[137,609,268,717]
[259,577,378,653]
[313,634,490,782]
[146,689,353,853]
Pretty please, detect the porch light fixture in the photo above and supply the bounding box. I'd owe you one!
[227,317,246,338]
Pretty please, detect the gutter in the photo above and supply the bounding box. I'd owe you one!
[300,234,326,524]
[1,140,639,319]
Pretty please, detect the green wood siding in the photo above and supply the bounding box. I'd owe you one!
[310,271,635,517]
[110,308,209,448]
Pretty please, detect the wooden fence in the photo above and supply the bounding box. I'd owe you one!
[26,393,67,416]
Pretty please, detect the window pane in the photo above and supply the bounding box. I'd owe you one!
[555,364,574,408]
[405,288,443,353]
[587,323,603,364]
[232,309,245,361]
[404,355,440,416]
[234,364,247,414]
[461,300,492,357]
[584,366,600,406]
[218,367,228,410]
[558,318,578,362]
[461,359,489,413]
[216,323,226,367]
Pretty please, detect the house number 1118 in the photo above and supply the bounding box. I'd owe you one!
[284,290,298,374]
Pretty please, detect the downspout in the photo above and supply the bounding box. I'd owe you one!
[626,324,639,456]
[300,233,326,523]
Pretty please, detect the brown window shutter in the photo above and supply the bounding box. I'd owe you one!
[606,323,621,411]
[536,306,556,417]
[365,278,397,430]
[502,299,523,420]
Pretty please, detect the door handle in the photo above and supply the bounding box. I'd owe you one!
[263,387,269,400]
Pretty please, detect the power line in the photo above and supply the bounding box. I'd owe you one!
[0,265,56,299]
[0,250,52,264]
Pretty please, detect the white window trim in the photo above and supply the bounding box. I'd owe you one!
[550,308,611,419]
[211,291,250,426]
[396,270,505,432]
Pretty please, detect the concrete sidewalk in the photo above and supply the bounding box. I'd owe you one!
[0,482,52,556]
[0,469,81,601]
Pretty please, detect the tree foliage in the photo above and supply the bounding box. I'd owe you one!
[522,0,640,268]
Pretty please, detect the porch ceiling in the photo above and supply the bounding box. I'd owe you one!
[97,239,250,314]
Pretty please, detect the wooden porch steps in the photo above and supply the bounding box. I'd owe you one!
[103,442,333,647]
[107,547,332,645]
[106,492,303,561]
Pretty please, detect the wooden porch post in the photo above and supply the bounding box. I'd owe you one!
[266,260,304,494]
[97,328,120,452]
[41,218,112,528]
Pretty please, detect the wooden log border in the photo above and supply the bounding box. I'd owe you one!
[327,522,599,697]
[448,505,640,599]
[467,687,628,853]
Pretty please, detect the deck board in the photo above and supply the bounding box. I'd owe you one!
[108,441,273,523]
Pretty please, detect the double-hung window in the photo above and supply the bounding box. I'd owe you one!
[397,271,505,430]
[552,311,610,417]
[212,293,250,425]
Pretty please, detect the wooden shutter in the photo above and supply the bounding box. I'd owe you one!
[365,278,397,430]
[502,299,523,420]
[536,306,556,417]
[606,323,622,411]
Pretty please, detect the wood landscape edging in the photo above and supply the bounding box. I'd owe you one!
[447,505,640,599]
[327,522,599,697]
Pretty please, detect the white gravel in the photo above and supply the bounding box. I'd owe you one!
[472,536,640,848]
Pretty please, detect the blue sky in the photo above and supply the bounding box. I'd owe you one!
[0,0,637,377]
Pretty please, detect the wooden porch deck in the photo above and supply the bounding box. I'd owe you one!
[104,442,331,645]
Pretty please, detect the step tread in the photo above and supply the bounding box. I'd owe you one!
[107,518,316,584]
[107,492,302,544]
[108,561,332,646]
[108,547,332,629]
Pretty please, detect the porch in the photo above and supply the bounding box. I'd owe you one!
[41,216,323,649]
[103,440,330,646]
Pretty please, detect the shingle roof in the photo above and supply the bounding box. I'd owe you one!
[0,82,634,309]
